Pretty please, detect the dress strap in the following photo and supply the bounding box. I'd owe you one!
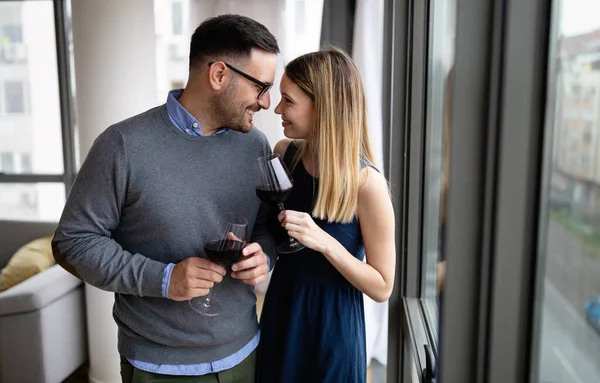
[283,140,299,169]
[360,156,380,173]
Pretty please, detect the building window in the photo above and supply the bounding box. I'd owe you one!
[582,156,589,168]
[172,1,183,36]
[0,0,71,221]
[2,24,23,43]
[4,81,26,114]
[20,153,32,173]
[0,152,14,173]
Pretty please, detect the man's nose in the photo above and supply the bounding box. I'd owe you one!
[258,93,271,110]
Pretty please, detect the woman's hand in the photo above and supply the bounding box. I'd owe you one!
[278,210,332,253]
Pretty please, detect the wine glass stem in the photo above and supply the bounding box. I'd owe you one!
[278,203,299,246]
[277,202,285,213]
[202,289,212,313]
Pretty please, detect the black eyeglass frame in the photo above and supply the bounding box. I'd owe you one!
[208,61,273,99]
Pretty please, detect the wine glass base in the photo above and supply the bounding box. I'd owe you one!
[189,298,220,316]
[277,241,305,254]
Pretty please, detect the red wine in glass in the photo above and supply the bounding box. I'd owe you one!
[256,154,305,254]
[255,188,293,205]
[189,215,247,316]
[204,239,245,269]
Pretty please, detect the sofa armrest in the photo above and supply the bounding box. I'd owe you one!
[0,264,83,316]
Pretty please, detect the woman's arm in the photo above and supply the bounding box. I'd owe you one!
[280,167,396,302]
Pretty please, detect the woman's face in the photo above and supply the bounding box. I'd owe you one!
[274,73,315,140]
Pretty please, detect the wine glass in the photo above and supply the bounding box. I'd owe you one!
[189,215,247,316]
[256,154,305,254]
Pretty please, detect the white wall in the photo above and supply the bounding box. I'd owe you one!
[71,1,158,382]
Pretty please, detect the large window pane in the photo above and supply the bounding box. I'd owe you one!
[0,1,65,175]
[534,1,600,382]
[421,0,455,341]
[0,183,65,221]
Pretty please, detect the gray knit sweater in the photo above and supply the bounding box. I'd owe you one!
[52,105,276,364]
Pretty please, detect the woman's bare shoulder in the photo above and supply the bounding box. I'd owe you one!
[273,139,294,157]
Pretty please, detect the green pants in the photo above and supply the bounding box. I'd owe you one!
[120,350,256,383]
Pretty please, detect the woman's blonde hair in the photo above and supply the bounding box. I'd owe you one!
[285,48,375,223]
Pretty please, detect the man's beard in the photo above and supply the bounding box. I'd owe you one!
[212,82,255,134]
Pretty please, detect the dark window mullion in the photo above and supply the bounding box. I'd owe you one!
[53,0,77,192]
[0,174,64,183]
[383,0,411,380]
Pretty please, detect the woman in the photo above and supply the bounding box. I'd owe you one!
[256,49,396,383]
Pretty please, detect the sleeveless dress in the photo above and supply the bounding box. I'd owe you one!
[256,142,367,383]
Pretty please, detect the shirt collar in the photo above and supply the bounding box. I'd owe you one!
[166,89,202,136]
[166,89,228,136]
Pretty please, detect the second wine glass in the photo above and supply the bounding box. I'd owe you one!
[256,154,305,254]
[189,215,247,316]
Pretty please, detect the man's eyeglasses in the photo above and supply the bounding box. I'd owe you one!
[208,62,273,99]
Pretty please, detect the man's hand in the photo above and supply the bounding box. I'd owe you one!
[168,257,226,301]
[231,242,269,286]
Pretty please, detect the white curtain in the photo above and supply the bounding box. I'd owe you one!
[353,0,388,368]
[352,0,384,170]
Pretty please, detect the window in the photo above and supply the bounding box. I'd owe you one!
[0,183,65,221]
[20,153,32,173]
[421,0,455,342]
[533,1,600,382]
[0,152,14,173]
[582,155,590,168]
[2,24,23,43]
[3,81,26,114]
[171,1,183,36]
[0,0,75,221]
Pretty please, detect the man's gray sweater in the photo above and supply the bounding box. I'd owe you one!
[52,105,275,364]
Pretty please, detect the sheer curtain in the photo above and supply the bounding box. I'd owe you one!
[353,0,388,375]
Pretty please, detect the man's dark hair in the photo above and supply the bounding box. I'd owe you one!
[189,14,279,71]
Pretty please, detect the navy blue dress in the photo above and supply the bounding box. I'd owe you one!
[256,142,367,383]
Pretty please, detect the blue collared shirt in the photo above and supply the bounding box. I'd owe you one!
[127,89,258,375]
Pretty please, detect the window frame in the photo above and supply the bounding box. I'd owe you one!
[436,0,553,381]
[383,0,440,381]
[0,0,77,209]
[384,0,554,381]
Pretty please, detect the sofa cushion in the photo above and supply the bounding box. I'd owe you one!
[0,236,55,292]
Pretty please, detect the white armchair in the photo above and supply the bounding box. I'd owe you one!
[0,220,87,383]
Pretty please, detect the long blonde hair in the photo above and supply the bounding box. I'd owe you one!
[285,48,375,223]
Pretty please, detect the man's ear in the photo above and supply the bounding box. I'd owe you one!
[207,62,229,91]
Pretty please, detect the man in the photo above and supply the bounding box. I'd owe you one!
[52,14,278,383]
